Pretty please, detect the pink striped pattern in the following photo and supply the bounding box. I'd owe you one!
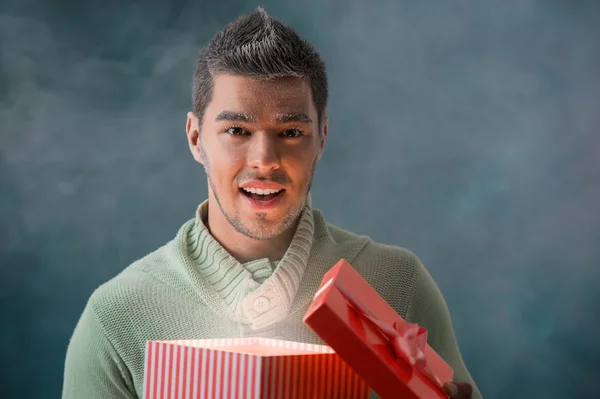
[143,338,369,399]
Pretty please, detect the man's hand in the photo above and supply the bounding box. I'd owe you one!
[443,381,473,398]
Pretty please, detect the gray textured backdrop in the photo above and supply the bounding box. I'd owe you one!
[1,0,599,398]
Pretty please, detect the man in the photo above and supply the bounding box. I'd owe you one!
[63,8,481,399]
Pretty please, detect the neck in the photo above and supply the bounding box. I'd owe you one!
[205,197,298,264]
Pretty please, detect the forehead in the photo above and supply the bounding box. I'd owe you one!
[207,74,316,119]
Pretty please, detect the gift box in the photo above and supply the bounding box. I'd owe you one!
[303,259,454,399]
[143,337,369,399]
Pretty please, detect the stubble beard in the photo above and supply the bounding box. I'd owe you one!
[200,139,318,241]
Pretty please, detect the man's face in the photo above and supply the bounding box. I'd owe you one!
[187,74,327,241]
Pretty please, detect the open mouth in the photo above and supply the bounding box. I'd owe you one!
[239,187,285,202]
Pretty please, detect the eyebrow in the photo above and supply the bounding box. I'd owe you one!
[215,111,258,123]
[214,110,312,124]
[275,112,313,124]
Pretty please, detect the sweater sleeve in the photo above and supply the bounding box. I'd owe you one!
[405,259,483,399]
[62,298,137,399]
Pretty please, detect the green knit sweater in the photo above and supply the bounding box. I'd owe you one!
[62,197,482,399]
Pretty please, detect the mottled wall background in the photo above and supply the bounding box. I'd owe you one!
[1,0,599,398]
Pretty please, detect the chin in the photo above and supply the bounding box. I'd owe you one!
[236,220,289,241]
[241,208,300,239]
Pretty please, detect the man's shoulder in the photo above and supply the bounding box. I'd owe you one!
[84,239,185,323]
[355,238,425,283]
[88,218,198,308]
[356,240,427,318]
[317,209,424,272]
[316,209,426,315]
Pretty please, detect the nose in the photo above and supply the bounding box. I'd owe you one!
[246,131,280,171]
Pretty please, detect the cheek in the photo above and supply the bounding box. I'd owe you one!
[282,147,319,182]
[218,139,246,162]
[210,145,245,184]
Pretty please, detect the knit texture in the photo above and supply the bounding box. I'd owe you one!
[62,199,482,399]
[183,198,314,330]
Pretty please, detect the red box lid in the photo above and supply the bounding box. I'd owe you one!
[303,259,453,399]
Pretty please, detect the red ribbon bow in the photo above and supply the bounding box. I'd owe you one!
[336,283,444,389]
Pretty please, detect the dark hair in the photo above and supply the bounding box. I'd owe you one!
[192,7,328,129]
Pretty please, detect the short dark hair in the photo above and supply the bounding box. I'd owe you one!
[192,7,328,129]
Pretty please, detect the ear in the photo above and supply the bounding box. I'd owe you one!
[186,111,204,165]
[317,116,328,163]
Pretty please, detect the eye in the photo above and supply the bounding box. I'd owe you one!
[224,126,249,136]
[281,128,304,138]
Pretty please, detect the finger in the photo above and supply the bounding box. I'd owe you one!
[443,381,473,398]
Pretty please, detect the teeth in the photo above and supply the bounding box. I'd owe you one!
[242,187,282,195]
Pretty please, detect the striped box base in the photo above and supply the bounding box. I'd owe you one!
[143,337,369,399]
